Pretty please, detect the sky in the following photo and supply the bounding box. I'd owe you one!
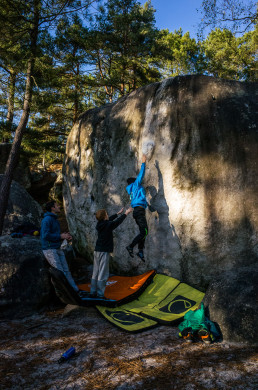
[139,0,204,38]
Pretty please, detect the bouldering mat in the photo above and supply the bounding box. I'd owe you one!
[97,274,205,331]
[78,270,156,305]
[50,268,156,307]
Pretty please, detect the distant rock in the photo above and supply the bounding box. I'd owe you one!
[49,170,63,201]
[0,143,31,189]
[204,264,258,344]
[0,175,43,235]
[29,170,57,201]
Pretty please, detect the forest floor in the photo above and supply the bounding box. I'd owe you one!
[0,304,257,390]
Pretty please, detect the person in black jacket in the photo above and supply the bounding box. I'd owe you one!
[90,206,133,298]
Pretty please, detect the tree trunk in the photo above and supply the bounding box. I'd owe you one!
[4,69,16,142]
[73,62,79,124]
[0,2,39,235]
[42,148,46,169]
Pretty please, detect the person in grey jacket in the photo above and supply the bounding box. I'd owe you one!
[40,200,79,292]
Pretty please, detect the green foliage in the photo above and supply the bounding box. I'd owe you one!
[156,29,201,77]
[89,0,161,103]
[201,27,257,80]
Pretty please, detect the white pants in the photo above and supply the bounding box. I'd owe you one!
[43,249,79,292]
[90,251,109,297]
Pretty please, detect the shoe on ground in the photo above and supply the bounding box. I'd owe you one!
[198,329,213,344]
[179,327,194,343]
[97,295,107,300]
[126,246,134,258]
[136,250,145,262]
[89,292,97,298]
[78,290,90,298]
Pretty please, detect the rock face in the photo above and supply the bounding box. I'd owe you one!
[204,264,258,344]
[0,175,43,234]
[49,170,63,201]
[63,75,258,288]
[0,236,51,309]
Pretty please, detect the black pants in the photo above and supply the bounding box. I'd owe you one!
[130,207,148,250]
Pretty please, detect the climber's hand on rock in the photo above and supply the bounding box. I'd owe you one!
[117,207,124,215]
[142,154,146,163]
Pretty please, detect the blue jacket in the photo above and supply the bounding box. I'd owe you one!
[40,212,61,250]
[126,162,148,209]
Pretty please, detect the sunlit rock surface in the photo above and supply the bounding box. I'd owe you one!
[63,75,257,288]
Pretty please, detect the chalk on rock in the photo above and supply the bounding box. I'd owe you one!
[142,140,155,158]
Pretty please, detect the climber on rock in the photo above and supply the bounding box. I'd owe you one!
[126,154,148,262]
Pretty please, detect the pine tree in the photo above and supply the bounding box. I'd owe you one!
[0,0,98,235]
[201,27,257,80]
[156,28,201,78]
[89,0,161,103]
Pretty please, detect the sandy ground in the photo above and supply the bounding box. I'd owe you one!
[0,305,257,390]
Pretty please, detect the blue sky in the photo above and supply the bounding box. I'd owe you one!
[139,0,204,38]
[139,0,255,38]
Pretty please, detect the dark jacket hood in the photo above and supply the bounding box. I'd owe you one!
[43,212,58,219]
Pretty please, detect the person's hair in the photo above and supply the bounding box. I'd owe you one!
[127,177,136,185]
[45,200,56,212]
[95,209,107,221]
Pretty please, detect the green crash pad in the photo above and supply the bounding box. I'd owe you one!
[97,274,205,332]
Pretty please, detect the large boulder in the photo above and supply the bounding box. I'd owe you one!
[63,75,258,288]
[0,143,31,189]
[0,175,43,235]
[204,264,258,344]
[0,236,51,309]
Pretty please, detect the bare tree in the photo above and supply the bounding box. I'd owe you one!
[198,0,257,35]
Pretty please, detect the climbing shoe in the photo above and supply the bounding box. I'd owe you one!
[179,327,193,343]
[78,290,90,298]
[89,292,97,298]
[136,250,145,262]
[126,246,134,258]
[198,329,214,344]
